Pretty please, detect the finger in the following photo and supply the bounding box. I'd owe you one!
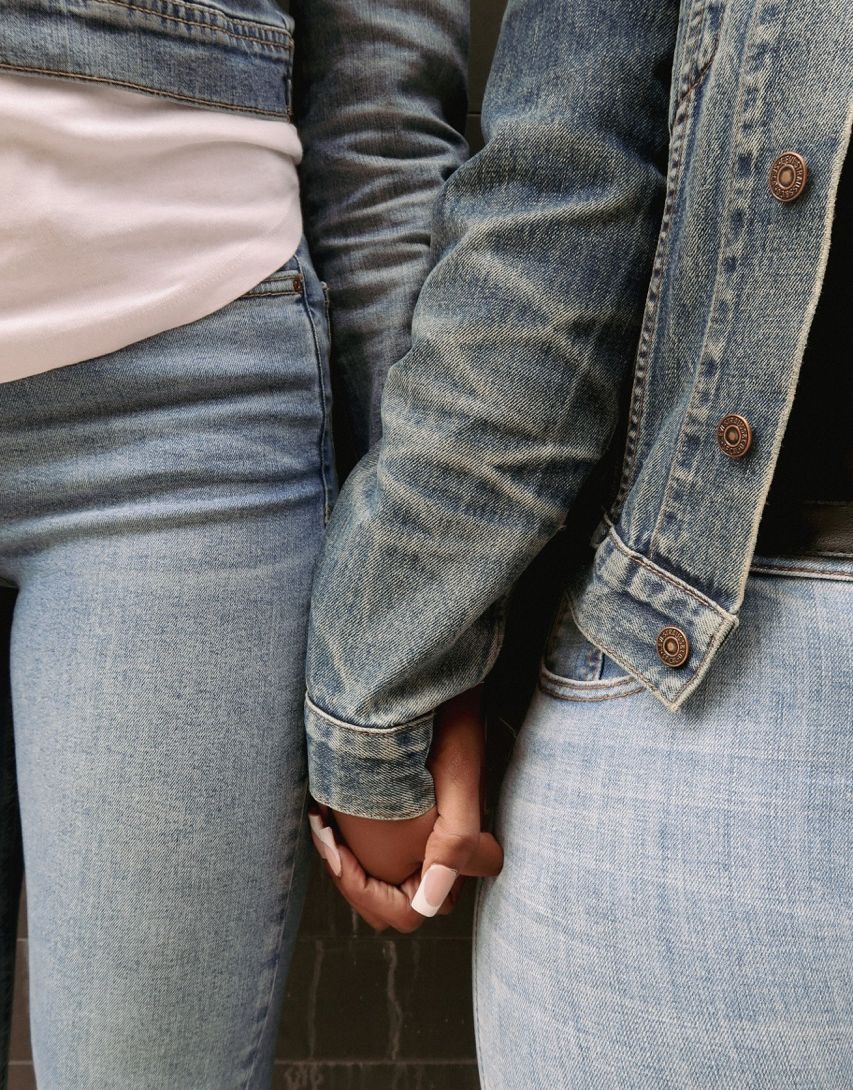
[313,832,392,931]
[435,874,465,916]
[428,689,485,837]
[332,842,426,934]
[308,812,341,876]
[425,702,487,873]
[461,831,503,878]
[411,693,493,917]
[411,827,501,918]
[399,871,456,917]
[403,870,463,916]
[309,815,392,931]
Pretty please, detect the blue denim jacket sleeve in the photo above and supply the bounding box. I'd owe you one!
[291,0,469,464]
[305,0,680,818]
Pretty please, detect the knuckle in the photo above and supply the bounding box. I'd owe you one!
[440,829,478,856]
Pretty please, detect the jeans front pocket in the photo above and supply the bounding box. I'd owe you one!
[538,590,645,702]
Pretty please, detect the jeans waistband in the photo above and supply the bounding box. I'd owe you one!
[0,0,294,119]
[750,552,853,582]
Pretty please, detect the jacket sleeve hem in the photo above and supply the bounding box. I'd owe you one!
[304,693,437,820]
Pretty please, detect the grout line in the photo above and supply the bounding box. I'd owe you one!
[271,1060,479,1067]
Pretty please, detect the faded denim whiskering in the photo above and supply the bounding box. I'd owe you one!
[303,0,853,819]
[292,0,469,465]
[0,244,335,1089]
[474,559,853,1088]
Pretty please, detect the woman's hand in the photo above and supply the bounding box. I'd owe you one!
[333,807,438,886]
[308,686,503,931]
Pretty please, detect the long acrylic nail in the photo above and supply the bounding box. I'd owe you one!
[308,812,325,840]
[317,826,342,877]
[411,864,459,917]
[308,812,326,859]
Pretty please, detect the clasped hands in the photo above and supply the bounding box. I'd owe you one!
[308,686,503,932]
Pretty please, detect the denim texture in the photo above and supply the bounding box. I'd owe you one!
[474,560,853,1088]
[0,0,473,835]
[0,0,296,118]
[0,244,336,1088]
[292,0,469,465]
[303,0,853,818]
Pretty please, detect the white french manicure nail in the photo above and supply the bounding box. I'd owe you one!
[317,826,342,877]
[411,864,459,917]
[308,813,327,861]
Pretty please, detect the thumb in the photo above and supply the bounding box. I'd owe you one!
[411,689,504,917]
[412,817,503,916]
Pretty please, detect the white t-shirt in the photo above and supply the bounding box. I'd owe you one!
[0,72,304,384]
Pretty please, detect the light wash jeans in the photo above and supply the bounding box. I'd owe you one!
[475,556,853,1089]
[0,240,335,1089]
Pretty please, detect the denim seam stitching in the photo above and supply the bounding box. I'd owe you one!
[566,591,730,711]
[670,0,708,123]
[609,70,694,516]
[568,536,738,709]
[607,527,734,619]
[539,662,638,693]
[91,0,293,47]
[750,562,853,580]
[612,33,719,521]
[240,781,309,1090]
[242,288,301,299]
[305,693,434,734]
[671,0,724,128]
[0,62,286,117]
[538,678,645,703]
[649,0,779,561]
[293,253,333,526]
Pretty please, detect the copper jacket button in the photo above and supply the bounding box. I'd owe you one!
[657,626,690,668]
[769,151,808,202]
[717,413,752,458]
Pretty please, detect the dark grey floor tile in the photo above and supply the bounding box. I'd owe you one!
[277,934,476,1064]
[6,1064,37,1090]
[394,939,475,1061]
[271,1060,480,1090]
[9,940,29,1063]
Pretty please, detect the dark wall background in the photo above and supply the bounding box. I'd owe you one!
[8,4,509,1089]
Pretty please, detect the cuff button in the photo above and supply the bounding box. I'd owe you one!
[717,413,752,458]
[657,626,690,668]
[769,151,808,202]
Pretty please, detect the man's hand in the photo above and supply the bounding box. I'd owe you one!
[308,686,503,931]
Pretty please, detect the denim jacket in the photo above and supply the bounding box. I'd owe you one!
[304,0,853,819]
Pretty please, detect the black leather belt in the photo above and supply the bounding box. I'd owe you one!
[755,500,853,559]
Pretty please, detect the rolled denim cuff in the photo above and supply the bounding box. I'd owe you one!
[304,693,437,819]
